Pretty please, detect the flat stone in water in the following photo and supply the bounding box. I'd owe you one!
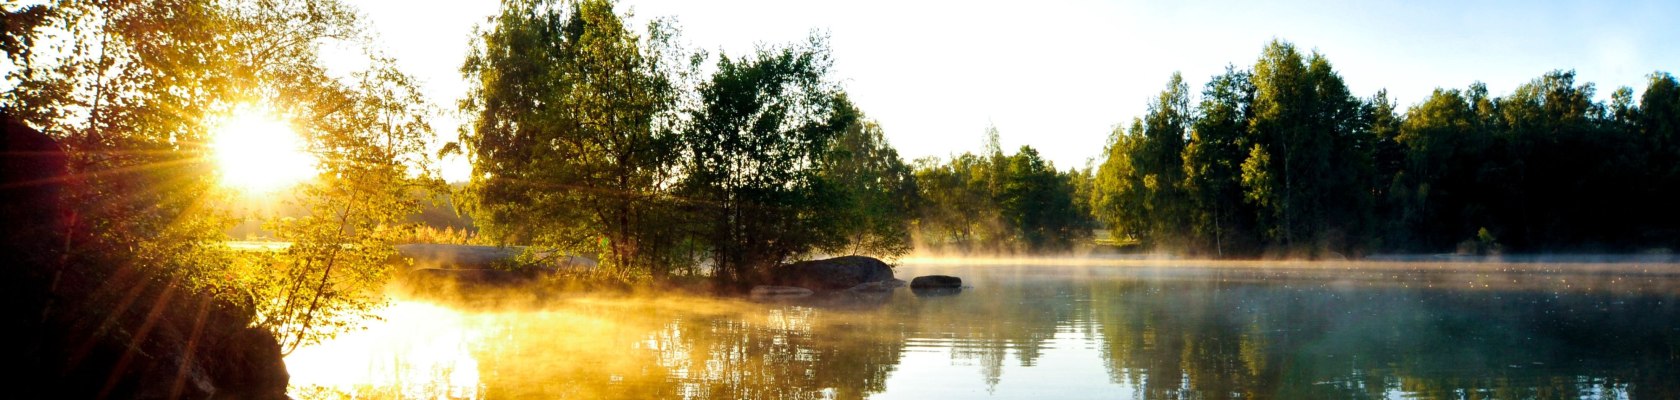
[750,285,814,298]
[910,275,962,289]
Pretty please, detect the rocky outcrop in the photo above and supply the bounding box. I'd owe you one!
[910,275,963,289]
[2,118,289,399]
[768,256,897,292]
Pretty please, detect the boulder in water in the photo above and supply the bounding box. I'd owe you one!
[769,256,896,292]
[910,275,962,289]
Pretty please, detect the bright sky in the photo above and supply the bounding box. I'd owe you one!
[339,0,1680,182]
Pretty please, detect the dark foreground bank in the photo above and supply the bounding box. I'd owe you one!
[3,119,289,399]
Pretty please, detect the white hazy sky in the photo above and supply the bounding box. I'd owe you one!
[338,0,1680,181]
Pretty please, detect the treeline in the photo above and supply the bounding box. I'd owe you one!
[1096,40,1680,257]
[460,0,1100,283]
[910,128,1095,253]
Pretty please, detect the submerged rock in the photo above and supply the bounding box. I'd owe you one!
[749,285,815,299]
[846,279,907,293]
[769,256,896,292]
[910,275,963,289]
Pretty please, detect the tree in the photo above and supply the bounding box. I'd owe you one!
[998,146,1087,250]
[1184,67,1258,256]
[1093,73,1194,249]
[1365,90,1405,247]
[3,0,435,354]
[4,0,257,293]
[248,59,436,353]
[1393,88,1485,250]
[459,0,688,278]
[820,116,918,258]
[1092,120,1149,243]
[1639,73,1680,246]
[915,141,1090,253]
[679,35,855,283]
[1244,41,1371,254]
[911,152,1005,252]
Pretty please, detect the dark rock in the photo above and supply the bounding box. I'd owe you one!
[769,256,896,291]
[846,278,906,293]
[749,285,814,298]
[910,275,963,289]
[1,116,68,255]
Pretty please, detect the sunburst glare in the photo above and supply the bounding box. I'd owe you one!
[210,106,317,192]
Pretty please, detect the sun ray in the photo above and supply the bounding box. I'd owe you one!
[209,106,318,192]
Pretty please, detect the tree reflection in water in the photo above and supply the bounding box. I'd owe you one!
[289,262,1680,399]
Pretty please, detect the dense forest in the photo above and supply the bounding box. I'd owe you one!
[1094,41,1680,257]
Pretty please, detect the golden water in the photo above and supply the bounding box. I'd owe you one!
[288,260,1680,399]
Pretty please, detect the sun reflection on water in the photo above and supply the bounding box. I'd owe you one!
[284,262,1680,399]
[287,301,485,398]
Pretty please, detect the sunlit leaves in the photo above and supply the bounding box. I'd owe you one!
[1,0,436,353]
[461,0,687,279]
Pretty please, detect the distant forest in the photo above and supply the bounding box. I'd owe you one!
[1094,41,1680,257]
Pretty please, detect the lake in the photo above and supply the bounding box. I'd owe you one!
[287,258,1680,399]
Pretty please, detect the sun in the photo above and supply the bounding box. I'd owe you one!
[210,107,318,192]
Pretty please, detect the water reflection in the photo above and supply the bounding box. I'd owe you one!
[289,262,1680,399]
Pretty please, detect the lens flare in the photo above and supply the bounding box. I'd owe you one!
[210,106,317,192]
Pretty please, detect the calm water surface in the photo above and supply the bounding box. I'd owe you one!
[287,260,1680,399]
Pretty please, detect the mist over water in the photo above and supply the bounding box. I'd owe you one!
[287,259,1680,399]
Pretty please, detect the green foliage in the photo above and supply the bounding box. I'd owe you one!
[1093,40,1680,256]
[912,153,1007,251]
[1093,74,1192,248]
[678,36,856,282]
[460,0,689,279]
[1245,41,1375,253]
[915,132,1093,253]
[3,0,256,292]
[1183,67,1258,256]
[820,116,918,258]
[999,146,1089,250]
[1092,120,1147,241]
[250,60,434,354]
[0,4,52,65]
[459,0,931,283]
